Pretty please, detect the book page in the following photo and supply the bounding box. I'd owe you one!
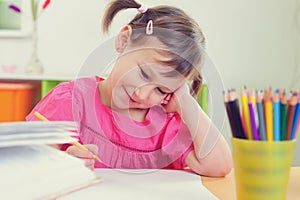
[0,145,98,200]
[0,121,78,147]
[0,121,77,133]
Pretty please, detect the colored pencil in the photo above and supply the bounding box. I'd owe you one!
[223,87,300,142]
[287,90,293,104]
[295,110,300,139]
[286,95,297,140]
[250,88,256,109]
[273,92,280,141]
[248,98,259,140]
[294,93,300,139]
[250,88,259,127]
[280,94,287,140]
[232,89,247,138]
[229,90,246,139]
[240,113,247,138]
[232,88,240,111]
[241,86,253,140]
[224,91,238,138]
[256,90,266,141]
[264,90,273,141]
[291,100,300,140]
[33,112,102,163]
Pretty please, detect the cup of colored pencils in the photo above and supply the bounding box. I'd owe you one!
[224,87,297,200]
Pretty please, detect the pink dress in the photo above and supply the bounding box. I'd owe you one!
[26,77,194,169]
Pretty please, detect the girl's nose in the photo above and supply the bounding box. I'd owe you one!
[133,85,152,102]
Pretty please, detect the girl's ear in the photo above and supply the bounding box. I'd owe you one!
[115,25,132,53]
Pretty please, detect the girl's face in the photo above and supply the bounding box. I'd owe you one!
[108,48,186,110]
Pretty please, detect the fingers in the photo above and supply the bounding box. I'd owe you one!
[161,84,192,113]
[66,145,94,159]
[66,145,97,170]
[84,144,99,156]
[161,93,173,105]
[161,84,189,105]
[165,93,172,101]
[82,158,95,171]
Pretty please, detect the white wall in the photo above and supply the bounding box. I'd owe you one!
[1,0,300,164]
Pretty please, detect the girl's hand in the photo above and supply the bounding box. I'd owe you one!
[162,83,192,113]
[66,144,98,171]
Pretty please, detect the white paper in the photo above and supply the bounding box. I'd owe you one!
[0,121,77,134]
[0,121,78,147]
[60,169,219,200]
[0,145,98,200]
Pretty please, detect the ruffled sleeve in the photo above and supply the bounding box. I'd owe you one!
[26,82,74,122]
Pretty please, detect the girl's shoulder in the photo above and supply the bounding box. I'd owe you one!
[25,76,100,121]
[71,76,103,91]
[25,81,74,121]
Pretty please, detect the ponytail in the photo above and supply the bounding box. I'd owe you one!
[191,73,203,98]
[102,0,141,33]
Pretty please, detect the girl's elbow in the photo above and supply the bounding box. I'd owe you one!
[204,161,232,177]
[206,154,233,177]
[191,157,233,177]
[217,151,233,176]
[186,149,233,177]
[217,159,233,177]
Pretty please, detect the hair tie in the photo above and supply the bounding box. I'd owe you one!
[137,5,148,13]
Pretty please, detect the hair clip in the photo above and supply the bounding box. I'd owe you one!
[146,20,153,35]
[137,5,148,13]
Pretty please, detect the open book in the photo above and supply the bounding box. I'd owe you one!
[0,121,100,200]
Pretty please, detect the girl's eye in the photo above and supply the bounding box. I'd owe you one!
[157,87,167,95]
[140,68,149,79]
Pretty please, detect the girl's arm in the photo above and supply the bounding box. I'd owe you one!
[181,97,232,177]
[166,85,232,177]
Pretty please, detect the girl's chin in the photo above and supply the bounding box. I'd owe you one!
[113,98,154,110]
[127,101,153,110]
[129,103,148,109]
[112,101,144,110]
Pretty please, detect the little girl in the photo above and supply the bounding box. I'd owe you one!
[26,0,232,177]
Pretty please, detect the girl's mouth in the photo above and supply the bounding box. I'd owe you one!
[129,96,137,103]
[124,87,137,103]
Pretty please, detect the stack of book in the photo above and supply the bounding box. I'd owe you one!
[0,121,100,200]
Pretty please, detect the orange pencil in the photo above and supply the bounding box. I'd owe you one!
[33,112,102,163]
[264,90,273,141]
